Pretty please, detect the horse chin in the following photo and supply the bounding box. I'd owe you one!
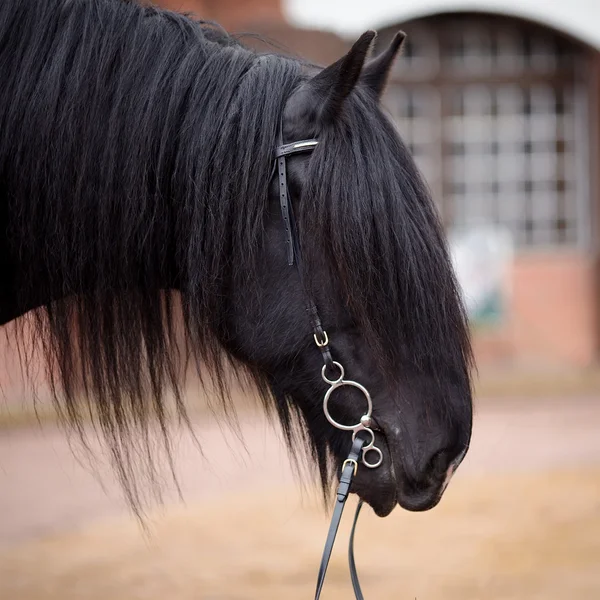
[350,431,398,517]
[352,470,398,517]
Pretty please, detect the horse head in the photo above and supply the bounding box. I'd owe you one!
[222,32,474,516]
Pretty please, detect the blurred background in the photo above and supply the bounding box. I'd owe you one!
[2,1,600,599]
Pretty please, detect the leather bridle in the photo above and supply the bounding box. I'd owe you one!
[274,129,385,599]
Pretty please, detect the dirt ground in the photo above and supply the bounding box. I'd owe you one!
[2,469,600,600]
[1,396,600,599]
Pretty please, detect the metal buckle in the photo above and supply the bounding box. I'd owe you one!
[314,330,329,347]
[342,458,358,477]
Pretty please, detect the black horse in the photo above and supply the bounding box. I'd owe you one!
[0,0,473,518]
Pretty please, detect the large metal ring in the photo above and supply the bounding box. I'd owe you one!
[321,361,344,385]
[323,380,373,432]
[362,446,383,469]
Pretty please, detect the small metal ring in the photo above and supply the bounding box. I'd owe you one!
[352,427,375,451]
[321,361,344,385]
[314,330,329,347]
[362,446,383,469]
[323,380,373,431]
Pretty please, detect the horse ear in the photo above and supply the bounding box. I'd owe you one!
[309,30,377,122]
[360,31,406,98]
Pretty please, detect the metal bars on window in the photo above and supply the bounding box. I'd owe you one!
[382,16,588,249]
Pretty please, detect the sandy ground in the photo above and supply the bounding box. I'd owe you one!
[2,469,599,600]
[1,395,600,599]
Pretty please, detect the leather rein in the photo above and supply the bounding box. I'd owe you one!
[274,131,385,599]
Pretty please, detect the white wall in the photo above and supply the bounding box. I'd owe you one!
[284,0,600,49]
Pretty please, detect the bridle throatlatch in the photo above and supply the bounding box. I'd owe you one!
[274,131,384,599]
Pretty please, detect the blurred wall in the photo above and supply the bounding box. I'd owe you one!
[157,0,283,31]
[373,14,600,369]
[154,0,349,64]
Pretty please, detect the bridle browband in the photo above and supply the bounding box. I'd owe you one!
[274,129,385,599]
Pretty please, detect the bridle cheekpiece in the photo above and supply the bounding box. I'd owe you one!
[274,128,385,599]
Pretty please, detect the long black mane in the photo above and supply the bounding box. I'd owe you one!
[0,0,304,500]
[0,0,472,507]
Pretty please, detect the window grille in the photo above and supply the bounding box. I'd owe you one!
[382,16,588,249]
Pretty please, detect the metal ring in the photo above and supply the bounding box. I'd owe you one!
[323,380,373,431]
[314,330,329,347]
[352,427,375,451]
[362,446,383,469]
[321,361,344,385]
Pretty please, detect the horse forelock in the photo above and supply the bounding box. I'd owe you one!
[299,89,474,391]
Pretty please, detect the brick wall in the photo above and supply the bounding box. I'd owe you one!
[154,0,348,64]
[474,253,600,368]
[156,0,283,30]
[512,254,599,367]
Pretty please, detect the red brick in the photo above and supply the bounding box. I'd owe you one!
[509,253,597,367]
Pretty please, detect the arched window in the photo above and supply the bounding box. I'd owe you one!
[379,14,590,248]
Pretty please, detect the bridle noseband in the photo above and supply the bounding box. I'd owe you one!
[274,130,385,599]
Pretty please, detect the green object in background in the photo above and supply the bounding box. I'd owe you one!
[470,289,504,326]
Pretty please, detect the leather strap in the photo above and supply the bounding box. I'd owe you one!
[274,136,333,368]
[307,299,334,368]
[275,136,318,266]
[349,499,365,599]
[277,152,295,265]
[315,435,366,600]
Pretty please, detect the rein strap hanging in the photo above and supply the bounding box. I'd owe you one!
[314,433,368,600]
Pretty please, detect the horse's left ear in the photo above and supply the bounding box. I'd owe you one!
[309,30,377,122]
[360,31,406,98]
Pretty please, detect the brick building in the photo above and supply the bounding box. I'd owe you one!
[157,0,600,370]
[159,0,282,32]
[157,0,349,64]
